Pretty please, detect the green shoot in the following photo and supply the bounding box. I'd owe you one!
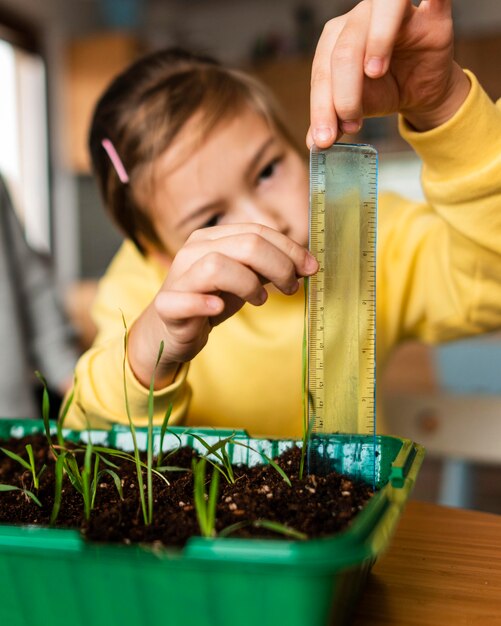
[121,313,148,525]
[35,371,58,460]
[190,433,236,483]
[220,519,307,541]
[155,465,188,475]
[92,468,124,507]
[89,445,174,486]
[0,444,46,490]
[299,417,315,481]
[63,414,102,521]
[259,451,292,487]
[192,457,220,538]
[234,441,292,487]
[50,452,66,524]
[147,340,165,525]
[26,444,46,489]
[156,404,179,469]
[0,483,42,507]
[93,451,120,470]
[80,437,94,521]
[63,453,84,494]
[61,447,96,521]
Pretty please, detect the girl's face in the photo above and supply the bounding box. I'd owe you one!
[147,107,309,259]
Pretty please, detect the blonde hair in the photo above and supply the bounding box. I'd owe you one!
[89,48,295,254]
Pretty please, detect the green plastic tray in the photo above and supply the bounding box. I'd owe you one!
[0,419,424,626]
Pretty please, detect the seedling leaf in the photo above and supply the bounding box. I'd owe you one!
[0,484,42,507]
[0,447,31,471]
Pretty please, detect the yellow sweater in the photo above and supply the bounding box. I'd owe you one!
[66,72,501,438]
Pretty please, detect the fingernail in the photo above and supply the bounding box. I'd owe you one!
[365,57,384,77]
[207,297,222,311]
[342,119,361,134]
[286,280,300,295]
[258,288,268,305]
[305,254,318,273]
[313,126,334,144]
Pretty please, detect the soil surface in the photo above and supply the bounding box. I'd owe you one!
[0,434,374,547]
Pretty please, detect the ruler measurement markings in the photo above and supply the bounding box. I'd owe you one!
[308,144,377,449]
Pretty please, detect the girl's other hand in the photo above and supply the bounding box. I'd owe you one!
[307,0,471,148]
[128,224,318,388]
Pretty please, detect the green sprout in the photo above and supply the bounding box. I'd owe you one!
[0,444,46,490]
[34,370,77,525]
[0,483,42,507]
[61,449,94,521]
[156,403,181,469]
[35,369,77,457]
[89,445,178,484]
[190,433,237,483]
[50,452,66,525]
[121,315,169,525]
[192,457,220,538]
[35,371,59,461]
[61,445,123,521]
[121,314,148,525]
[191,433,292,488]
[220,519,307,541]
[60,445,124,523]
[234,440,292,487]
[146,340,166,525]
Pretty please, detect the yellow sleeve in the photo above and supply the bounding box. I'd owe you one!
[63,241,191,430]
[378,70,501,358]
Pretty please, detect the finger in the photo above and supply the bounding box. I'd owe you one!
[198,234,302,294]
[425,0,452,18]
[306,126,313,149]
[310,16,346,147]
[180,241,299,298]
[176,252,270,306]
[364,0,411,78]
[330,5,370,134]
[186,224,318,280]
[154,291,224,320]
[306,124,343,149]
[209,292,248,327]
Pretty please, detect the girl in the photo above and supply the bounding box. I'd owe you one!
[65,0,501,437]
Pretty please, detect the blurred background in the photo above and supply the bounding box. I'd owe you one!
[1,0,501,513]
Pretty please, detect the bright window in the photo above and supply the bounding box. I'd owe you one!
[0,38,50,252]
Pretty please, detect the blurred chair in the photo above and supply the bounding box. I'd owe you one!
[383,335,501,508]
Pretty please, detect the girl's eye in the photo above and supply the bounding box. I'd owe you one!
[202,214,221,228]
[257,157,281,183]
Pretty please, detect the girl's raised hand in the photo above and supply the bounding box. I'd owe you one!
[128,224,318,388]
[308,0,471,148]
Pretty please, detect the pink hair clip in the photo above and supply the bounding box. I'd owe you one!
[101,138,130,184]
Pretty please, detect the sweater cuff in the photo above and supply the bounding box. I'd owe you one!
[124,355,190,415]
[399,70,501,179]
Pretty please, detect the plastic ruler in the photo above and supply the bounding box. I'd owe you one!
[308,143,378,443]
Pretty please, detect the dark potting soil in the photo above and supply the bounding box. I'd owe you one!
[0,434,374,547]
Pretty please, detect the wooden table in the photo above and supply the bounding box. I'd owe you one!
[352,501,501,625]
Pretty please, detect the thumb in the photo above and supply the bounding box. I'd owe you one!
[424,0,452,18]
